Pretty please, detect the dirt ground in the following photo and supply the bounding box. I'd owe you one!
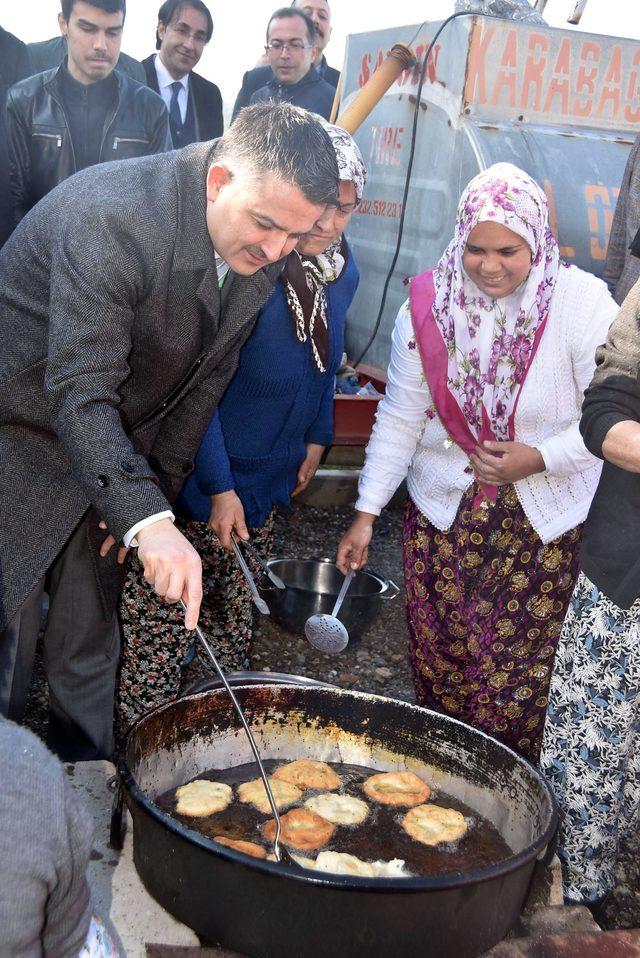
[22,501,639,931]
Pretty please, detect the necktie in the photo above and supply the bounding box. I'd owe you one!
[169,80,182,130]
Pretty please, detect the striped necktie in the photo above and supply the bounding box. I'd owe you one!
[169,80,182,130]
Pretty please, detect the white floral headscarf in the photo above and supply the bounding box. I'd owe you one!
[322,121,367,203]
[432,162,560,440]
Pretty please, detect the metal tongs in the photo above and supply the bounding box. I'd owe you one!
[239,538,286,591]
[180,600,300,869]
[230,533,271,615]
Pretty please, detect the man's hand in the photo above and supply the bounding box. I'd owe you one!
[292,443,325,497]
[336,511,376,572]
[469,441,545,486]
[136,519,202,630]
[208,490,248,551]
[98,519,129,564]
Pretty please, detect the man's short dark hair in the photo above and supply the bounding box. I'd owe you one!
[266,7,315,46]
[155,0,213,49]
[217,102,338,208]
[61,0,126,21]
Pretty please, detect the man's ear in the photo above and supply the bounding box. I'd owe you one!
[58,11,68,37]
[206,164,232,201]
[157,20,166,44]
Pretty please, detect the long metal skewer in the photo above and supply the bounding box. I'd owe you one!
[179,600,295,866]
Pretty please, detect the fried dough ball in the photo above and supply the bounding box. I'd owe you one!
[237,777,302,814]
[214,836,267,859]
[272,759,341,791]
[313,851,377,878]
[304,792,369,826]
[362,771,431,806]
[263,807,336,851]
[175,780,233,817]
[402,804,468,846]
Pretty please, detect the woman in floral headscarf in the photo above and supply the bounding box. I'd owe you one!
[338,163,617,761]
[115,123,366,737]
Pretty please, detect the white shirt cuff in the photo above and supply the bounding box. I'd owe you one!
[124,511,175,548]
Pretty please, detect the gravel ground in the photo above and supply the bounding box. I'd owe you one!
[22,501,639,930]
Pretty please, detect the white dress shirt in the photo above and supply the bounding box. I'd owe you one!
[153,53,189,123]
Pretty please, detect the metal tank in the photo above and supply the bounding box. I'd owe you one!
[341,15,638,370]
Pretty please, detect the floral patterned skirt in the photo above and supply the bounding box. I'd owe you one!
[540,571,640,903]
[402,485,583,761]
[116,512,275,739]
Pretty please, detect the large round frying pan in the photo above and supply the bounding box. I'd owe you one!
[119,684,557,958]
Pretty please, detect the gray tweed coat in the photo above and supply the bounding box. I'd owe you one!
[0,142,279,629]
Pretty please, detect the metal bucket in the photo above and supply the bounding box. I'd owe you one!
[259,557,400,641]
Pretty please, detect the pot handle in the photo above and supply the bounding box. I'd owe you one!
[380,578,401,600]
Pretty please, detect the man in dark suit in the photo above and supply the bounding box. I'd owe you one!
[0,102,338,760]
[233,0,338,121]
[0,26,30,246]
[143,0,223,146]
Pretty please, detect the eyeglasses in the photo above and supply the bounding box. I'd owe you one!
[169,22,208,45]
[265,40,313,53]
[332,201,359,216]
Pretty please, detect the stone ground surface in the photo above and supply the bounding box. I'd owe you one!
[23,502,640,934]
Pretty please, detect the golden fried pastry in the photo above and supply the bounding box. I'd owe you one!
[237,777,302,814]
[304,792,369,825]
[263,807,336,851]
[175,780,233,817]
[402,804,468,846]
[313,851,377,878]
[362,771,431,806]
[272,759,341,791]
[214,836,267,859]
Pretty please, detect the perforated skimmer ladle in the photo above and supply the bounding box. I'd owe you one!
[304,568,355,654]
[179,601,300,869]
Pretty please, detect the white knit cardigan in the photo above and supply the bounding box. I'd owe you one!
[356,265,619,543]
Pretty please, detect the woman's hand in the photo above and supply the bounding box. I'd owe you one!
[208,490,248,551]
[470,441,545,485]
[336,511,376,572]
[292,443,325,497]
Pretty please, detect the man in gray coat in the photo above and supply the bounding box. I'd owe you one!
[0,100,338,760]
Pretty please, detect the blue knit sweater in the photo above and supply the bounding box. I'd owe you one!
[176,247,359,527]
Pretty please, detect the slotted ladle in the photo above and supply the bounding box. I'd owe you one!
[304,568,355,654]
[180,600,300,869]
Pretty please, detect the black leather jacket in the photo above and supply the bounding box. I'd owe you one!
[6,64,172,222]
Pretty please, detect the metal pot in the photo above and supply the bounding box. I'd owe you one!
[258,557,400,641]
[120,684,557,958]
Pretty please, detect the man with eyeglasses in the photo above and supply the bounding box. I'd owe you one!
[247,7,335,120]
[143,0,223,147]
[233,0,338,122]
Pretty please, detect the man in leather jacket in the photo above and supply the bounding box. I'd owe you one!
[6,0,170,225]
